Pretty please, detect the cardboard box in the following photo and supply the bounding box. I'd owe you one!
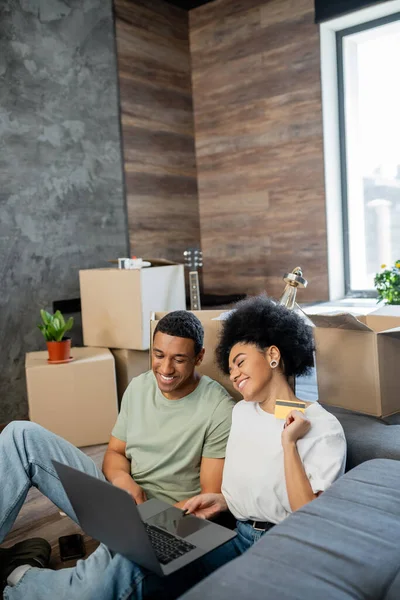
[25,347,118,446]
[79,265,185,350]
[358,305,400,332]
[151,311,241,401]
[111,349,150,407]
[309,306,400,417]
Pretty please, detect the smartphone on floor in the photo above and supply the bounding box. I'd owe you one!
[59,533,86,561]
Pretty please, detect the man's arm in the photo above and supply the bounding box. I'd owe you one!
[174,457,225,509]
[102,435,147,504]
[174,394,234,509]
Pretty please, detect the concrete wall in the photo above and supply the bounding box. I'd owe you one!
[0,0,128,422]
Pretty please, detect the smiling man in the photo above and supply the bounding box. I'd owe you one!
[103,310,235,508]
[0,311,234,599]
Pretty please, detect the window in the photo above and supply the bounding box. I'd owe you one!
[320,1,400,299]
[337,14,400,294]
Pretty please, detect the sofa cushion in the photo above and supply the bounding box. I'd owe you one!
[179,459,400,600]
[324,405,400,469]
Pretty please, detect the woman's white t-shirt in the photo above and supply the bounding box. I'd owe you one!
[221,400,346,524]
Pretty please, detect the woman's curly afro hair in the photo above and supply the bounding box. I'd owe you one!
[216,295,315,378]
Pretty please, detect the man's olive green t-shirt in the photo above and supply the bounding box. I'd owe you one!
[112,371,235,504]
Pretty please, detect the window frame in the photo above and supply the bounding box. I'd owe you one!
[336,12,400,297]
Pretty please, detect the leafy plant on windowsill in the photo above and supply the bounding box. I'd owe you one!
[37,310,74,342]
[374,261,400,305]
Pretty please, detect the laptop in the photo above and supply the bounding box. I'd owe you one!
[53,461,236,576]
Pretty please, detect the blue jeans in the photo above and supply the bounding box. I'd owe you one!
[0,422,269,600]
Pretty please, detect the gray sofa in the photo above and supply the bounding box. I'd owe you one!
[327,405,400,468]
[181,459,400,600]
[180,407,400,600]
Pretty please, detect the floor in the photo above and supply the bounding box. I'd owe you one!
[0,443,107,570]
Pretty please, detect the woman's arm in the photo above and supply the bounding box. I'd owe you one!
[182,493,228,519]
[281,410,318,512]
[282,439,318,511]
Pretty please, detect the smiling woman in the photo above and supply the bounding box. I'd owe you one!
[217,296,314,383]
[184,294,346,531]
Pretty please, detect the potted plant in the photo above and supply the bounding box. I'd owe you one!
[37,309,74,363]
[374,261,400,305]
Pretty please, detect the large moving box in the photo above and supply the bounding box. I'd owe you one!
[309,306,400,417]
[111,349,150,407]
[26,347,118,446]
[80,265,185,351]
[151,311,241,401]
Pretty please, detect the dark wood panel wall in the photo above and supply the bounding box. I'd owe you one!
[190,0,329,301]
[114,0,201,263]
[114,0,329,301]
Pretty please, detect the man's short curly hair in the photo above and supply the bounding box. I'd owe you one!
[154,311,204,355]
[216,295,315,377]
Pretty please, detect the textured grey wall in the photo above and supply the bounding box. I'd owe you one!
[0,0,128,422]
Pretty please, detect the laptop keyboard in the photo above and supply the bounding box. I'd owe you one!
[144,523,196,565]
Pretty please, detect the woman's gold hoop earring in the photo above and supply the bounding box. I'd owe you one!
[270,360,278,369]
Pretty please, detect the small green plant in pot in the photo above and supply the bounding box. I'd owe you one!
[37,309,74,363]
[374,261,400,305]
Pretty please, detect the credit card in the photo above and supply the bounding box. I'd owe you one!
[274,399,306,420]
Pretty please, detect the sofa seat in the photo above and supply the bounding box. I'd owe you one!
[179,459,400,600]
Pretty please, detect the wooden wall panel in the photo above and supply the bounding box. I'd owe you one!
[115,0,200,263]
[190,0,329,301]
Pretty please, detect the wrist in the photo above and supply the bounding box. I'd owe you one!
[282,438,297,450]
[218,493,228,511]
[110,472,133,485]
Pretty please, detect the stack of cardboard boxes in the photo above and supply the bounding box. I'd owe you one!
[25,265,400,447]
[25,263,186,446]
